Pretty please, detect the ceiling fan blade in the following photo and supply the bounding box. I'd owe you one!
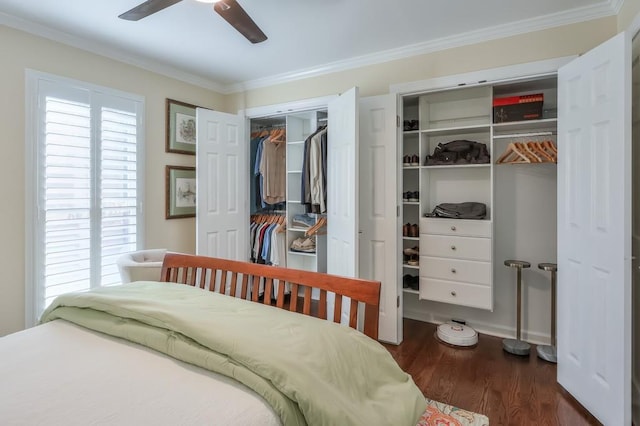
[214,0,267,44]
[119,0,183,21]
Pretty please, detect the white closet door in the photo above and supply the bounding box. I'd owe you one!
[196,108,248,260]
[327,87,359,278]
[557,32,631,426]
[358,94,400,343]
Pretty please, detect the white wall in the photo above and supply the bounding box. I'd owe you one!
[619,0,640,31]
[0,25,226,336]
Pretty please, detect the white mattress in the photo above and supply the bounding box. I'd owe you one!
[0,320,281,426]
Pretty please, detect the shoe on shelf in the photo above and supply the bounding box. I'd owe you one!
[409,223,419,237]
[409,275,419,291]
[407,255,419,266]
[402,223,410,237]
[403,155,411,166]
[410,154,419,166]
[408,191,419,202]
[402,274,412,288]
[403,246,419,256]
[402,192,410,202]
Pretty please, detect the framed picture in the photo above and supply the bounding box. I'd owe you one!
[166,165,196,219]
[166,98,198,155]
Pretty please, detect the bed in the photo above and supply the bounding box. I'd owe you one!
[0,253,426,425]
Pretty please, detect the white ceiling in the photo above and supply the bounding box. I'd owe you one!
[0,0,623,93]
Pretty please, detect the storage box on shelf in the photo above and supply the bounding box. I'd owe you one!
[493,93,544,123]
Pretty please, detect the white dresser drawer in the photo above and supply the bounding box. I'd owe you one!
[419,278,492,310]
[419,256,491,285]
[419,218,491,238]
[419,234,491,261]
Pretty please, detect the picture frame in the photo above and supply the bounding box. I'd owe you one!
[166,165,196,219]
[166,98,198,155]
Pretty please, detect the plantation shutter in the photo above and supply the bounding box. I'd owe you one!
[28,74,143,323]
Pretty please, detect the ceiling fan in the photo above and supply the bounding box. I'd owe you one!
[119,0,267,44]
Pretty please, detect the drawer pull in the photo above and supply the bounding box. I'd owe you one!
[451,268,457,274]
[451,291,457,296]
[450,245,456,251]
[450,226,457,231]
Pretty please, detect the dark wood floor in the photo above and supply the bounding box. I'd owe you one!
[382,319,601,426]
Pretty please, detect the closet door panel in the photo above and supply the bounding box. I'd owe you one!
[327,87,359,279]
[196,108,248,261]
[358,94,399,343]
[557,32,631,426]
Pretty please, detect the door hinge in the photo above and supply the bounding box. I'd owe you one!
[397,295,400,308]
[397,205,400,217]
[396,115,400,128]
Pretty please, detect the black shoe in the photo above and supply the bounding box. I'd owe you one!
[403,274,412,288]
[409,276,419,291]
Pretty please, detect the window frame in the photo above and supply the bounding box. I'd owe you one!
[25,70,146,327]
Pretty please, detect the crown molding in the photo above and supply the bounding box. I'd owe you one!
[610,0,626,14]
[227,1,618,93]
[0,12,228,94]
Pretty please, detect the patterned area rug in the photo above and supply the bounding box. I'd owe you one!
[417,398,490,426]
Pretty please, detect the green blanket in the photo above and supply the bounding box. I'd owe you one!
[41,282,426,426]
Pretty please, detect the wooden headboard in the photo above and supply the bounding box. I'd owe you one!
[160,253,381,340]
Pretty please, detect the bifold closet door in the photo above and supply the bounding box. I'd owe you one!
[327,87,359,279]
[326,87,359,327]
[196,108,248,261]
[557,32,631,426]
[358,94,400,344]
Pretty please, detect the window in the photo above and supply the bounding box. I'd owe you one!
[26,71,144,326]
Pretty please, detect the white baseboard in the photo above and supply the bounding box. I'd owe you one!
[403,308,550,345]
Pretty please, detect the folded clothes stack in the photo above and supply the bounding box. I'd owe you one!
[291,213,316,229]
[290,236,316,253]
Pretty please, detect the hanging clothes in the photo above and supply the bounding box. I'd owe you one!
[249,214,289,299]
[252,128,287,209]
[301,126,327,214]
[309,127,327,213]
[260,137,286,205]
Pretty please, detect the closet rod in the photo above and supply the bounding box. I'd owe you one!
[493,131,555,140]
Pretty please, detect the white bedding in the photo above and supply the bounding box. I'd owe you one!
[0,320,281,426]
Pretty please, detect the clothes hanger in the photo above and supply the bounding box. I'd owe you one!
[528,142,555,162]
[542,141,558,162]
[305,216,327,236]
[496,142,531,164]
[519,142,542,163]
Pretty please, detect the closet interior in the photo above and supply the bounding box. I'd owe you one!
[249,110,328,274]
[400,76,558,334]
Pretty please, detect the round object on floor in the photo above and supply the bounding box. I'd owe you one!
[436,323,478,347]
[502,338,530,356]
[537,345,557,363]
